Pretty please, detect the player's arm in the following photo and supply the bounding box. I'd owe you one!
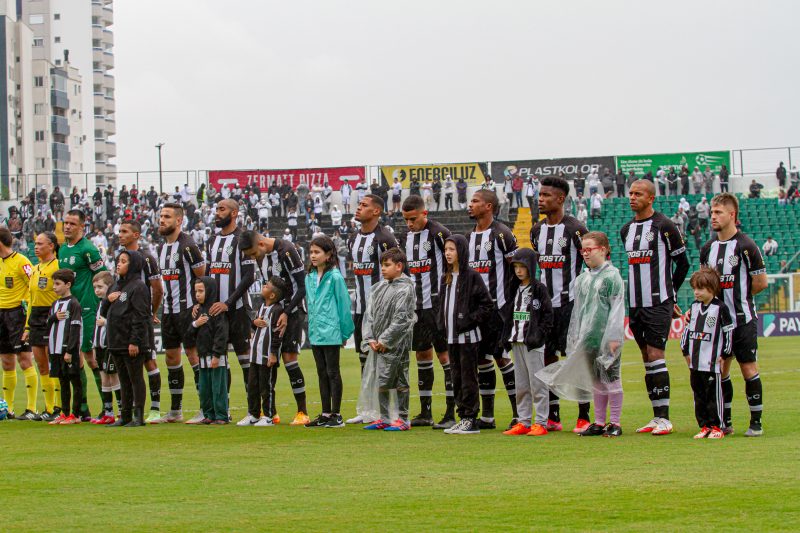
[66,300,83,356]
[498,226,518,263]
[86,246,107,273]
[283,248,306,314]
[186,242,207,279]
[663,221,689,292]
[269,305,285,356]
[146,257,163,316]
[743,239,768,295]
[224,253,256,309]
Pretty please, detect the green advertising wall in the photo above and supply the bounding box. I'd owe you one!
[616,151,730,175]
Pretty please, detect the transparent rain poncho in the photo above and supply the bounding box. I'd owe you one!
[536,261,625,402]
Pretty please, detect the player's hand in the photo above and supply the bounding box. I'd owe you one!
[368,340,380,352]
[64,353,72,363]
[108,291,121,303]
[128,344,139,357]
[253,317,267,328]
[682,310,691,324]
[191,304,200,319]
[21,330,29,342]
[672,304,682,319]
[209,302,228,316]
[276,312,288,335]
[608,341,621,354]
[194,314,209,327]
[374,341,387,353]
[211,356,220,369]
[56,310,67,320]
[96,317,106,327]
[153,315,161,324]
[267,354,277,367]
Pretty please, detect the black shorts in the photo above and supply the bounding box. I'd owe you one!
[479,307,506,360]
[27,306,51,347]
[226,306,252,354]
[0,307,29,353]
[96,347,117,374]
[731,320,758,364]
[161,309,197,350]
[49,353,79,378]
[412,307,447,353]
[544,301,574,360]
[281,311,306,354]
[629,299,673,351]
[353,313,365,356]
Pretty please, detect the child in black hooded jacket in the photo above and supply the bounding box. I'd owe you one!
[191,276,229,425]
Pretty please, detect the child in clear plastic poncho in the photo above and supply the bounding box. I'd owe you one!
[536,231,626,437]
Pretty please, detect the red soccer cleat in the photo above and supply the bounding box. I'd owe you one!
[546,419,563,432]
[572,419,591,434]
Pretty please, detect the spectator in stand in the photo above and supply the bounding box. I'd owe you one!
[391,178,402,213]
[257,196,270,231]
[408,177,420,198]
[748,179,764,199]
[70,187,80,208]
[601,168,614,197]
[692,167,704,194]
[355,179,368,204]
[656,168,667,196]
[778,188,788,206]
[703,166,715,194]
[590,190,603,219]
[146,186,158,209]
[456,177,468,209]
[525,175,538,212]
[686,206,702,249]
[322,182,333,214]
[49,186,65,221]
[763,236,778,257]
[665,167,678,196]
[6,208,22,239]
[119,185,129,207]
[678,165,689,195]
[443,174,454,210]
[696,197,710,232]
[432,177,442,210]
[615,168,626,198]
[587,169,600,196]
[671,209,686,237]
[340,180,352,215]
[421,180,433,210]
[269,189,281,217]
[221,184,231,199]
[313,195,323,219]
[776,162,787,188]
[573,170,586,197]
[512,173,523,207]
[37,185,49,216]
[576,200,588,225]
[503,176,513,206]
[282,228,293,243]
[719,164,730,193]
[330,205,342,227]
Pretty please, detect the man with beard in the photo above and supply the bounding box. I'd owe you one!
[153,203,206,424]
[239,229,310,426]
[204,199,257,396]
[530,176,590,433]
[467,189,518,429]
[346,194,399,424]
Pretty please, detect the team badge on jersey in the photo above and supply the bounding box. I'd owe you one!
[422,241,432,251]
[706,316,716,328]
[119,293,128,302]
[645,231,655,242]
[224,246,234,256]
[728,255,740,266]
[558,237,568,248]
[275,263,283,273]
[4,277,12,288]
[531,298,541,310]
[366,245,374,255]
[38,276,48,289]
[171,252,181,262]
[483,240,493,251]
[69,256,76,265]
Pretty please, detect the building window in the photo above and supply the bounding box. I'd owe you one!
[55,59,61,66]
[33,38,43,47]
[29,15,44,25]
[37,158,46,169]
[34,76,44,87]
[34,103,44,115]
[94,129,104,139]
[35,131,45,141]
[54,13,61,20]
[55,36,61,43]
[94,107,102,116]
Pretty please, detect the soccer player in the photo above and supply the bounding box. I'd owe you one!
[621,180,689,435]
[22,232,61,421]
[205,199,257,395]
[116,220,164,424]
[240,230,310,426]
[154,202,206,424]
[400,195,456,429]
[466,189,518,430]
[346,194,399,425]
[0,227,35,420]
[530,176,591,433]
[700,193,767,436]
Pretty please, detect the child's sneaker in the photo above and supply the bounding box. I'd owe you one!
[364,420,389,430]
[693,426,711,439]
[237,414,259,427]
[145,411,162,424]
[546,419,563,432]
[579,423,606,437]
[707,426,725,439]
[384,419,410,431]
[61,414,80,425]
[503,423,531,436]
[651,418,674,436]
[290,412,310,426]
[48,413,67,425]
[39,411,56,423]
[744,423,763,437]
[527,423,548,437]
[254,416,275,427]
[603,424,622,437]
[95,415,115,425]
[573,418,591,434]
[304,414,329,427]
[452,418,480,434]
[636,417,659,433]
[323,414,345,428]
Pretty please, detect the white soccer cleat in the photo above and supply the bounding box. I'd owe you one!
[346,414,367,424]
[652,418,674,436]
[254,416,275,427]
[636,418,659,433]
[236,414,259,427]
[184,411,206,425]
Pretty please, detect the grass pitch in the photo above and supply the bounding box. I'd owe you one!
[1,337,799,532]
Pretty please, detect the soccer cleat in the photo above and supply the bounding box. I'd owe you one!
[636,418,660,433]
[506,418,520,431]
[185,412,205,425]
[211,419,228,425]
[477,418,496,430]
[163,411,186,423]
[694,426,711,439]
[384,419,410,431]
[346,414,369,424]
[16,409,41,421]
[323,414,345,428]
[48,413,68,425]
[744,424,763,437]
[546,419,563,432]
[579,423,606,436]
[722,426,734,436]
[94,415,115,425]
[61,414,81,425]
[90,416,104,424]
[305,414,329,427]
[254,416,275,427]
[603,424,623,437]
[364,420,390,430]
[199,418,213,425]
[707,426,725,439]
[452,418,480,434]
[410,413,434,427]
[443,420,466,434]
[80,414,92,423]
[652,418,674,436]
[527,423,548,437]
[503,423,532,436]
[573,418,591,434]
[290,412,310,426]
[237,414,259,427]
[39,411,56,423]
[272,413,281,424]
[432,416,457,430]
[145,411,163,424]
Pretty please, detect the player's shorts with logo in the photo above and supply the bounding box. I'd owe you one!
[27,306,51,347]
[0,307,29,353]
[281,310,306,354]
[96,347,117,374]
[161,309,197,350]
[48,353,79,378]
[412,304,447,353]
[628,298,673,351]
[731,320,758,363]
[80,307,96,353]
[226,306,252,354]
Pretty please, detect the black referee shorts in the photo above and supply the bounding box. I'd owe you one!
[226,306,252,355]
[0,307,29,354]
[544,301,574,361]
[629,299,673,351]
[161,309,197,350]
[27,306,51,347]
[281,310,305,354]
[731,320,758,364]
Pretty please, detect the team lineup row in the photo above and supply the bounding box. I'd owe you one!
[0,177,765,437]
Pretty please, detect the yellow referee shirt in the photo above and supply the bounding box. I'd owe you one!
[26,258,59,327]
[0,251,33,309]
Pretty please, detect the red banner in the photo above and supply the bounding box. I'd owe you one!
[208,166,365,191]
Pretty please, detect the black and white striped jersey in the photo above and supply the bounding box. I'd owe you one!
[620,212,686,308]
[443,273,481,344]
[206,228,257,310]
[158,232,205,315]
[680,298,733,373]
[404,220,451,310]
[508,284,533,343]
[250,302,284,365]
[467,220,517,309]
[257,239,306,314]
[93,299,109,349]
[530,215,587,308]
[48,296,83,356]
[348,224,399,315]
[700,232,766,328]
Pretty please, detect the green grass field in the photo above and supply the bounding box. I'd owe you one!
[2,337,799,532]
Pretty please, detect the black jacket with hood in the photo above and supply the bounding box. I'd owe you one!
[191,276,229,359]
[502,247,554,351]
[107,249,152,352]
[438,234,493,336]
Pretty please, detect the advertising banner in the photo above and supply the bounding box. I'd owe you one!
[758,312,800,337]
[208,166,366,191]
[615,151,730,176]
[491,156,615,183]
[380,162,488,188]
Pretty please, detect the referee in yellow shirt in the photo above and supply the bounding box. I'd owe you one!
[21,232,61,421]
[0,227,37,420]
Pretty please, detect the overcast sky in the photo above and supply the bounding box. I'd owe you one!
[113,0,800,176]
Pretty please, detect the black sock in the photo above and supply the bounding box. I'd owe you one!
[79,367,88,415]
[285,361,307,414]
[745,374,763,426]
[71,374,83,417]
[114,388,121,411]
[226,367,232,394]
[167,365,184,412]
[478,360,495,420]
[645,360,670,419]
[101,390,113,415]
[499,360,517,418]
[441,362,455,416]
[417,360,434,416]
[61,377,72,416]
[721,375,733,427]
[549,391,561,422]
[240,360,249,394]
[192,364,200,393]
[359,353,367,376]
[148,368,161,411]
[269,367,279,418]
[578,402,591,421]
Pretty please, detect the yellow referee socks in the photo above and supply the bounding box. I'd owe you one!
[42,375,56,414]
[2,370,17,413]
[52,377,61,409]
[24,367,38,413]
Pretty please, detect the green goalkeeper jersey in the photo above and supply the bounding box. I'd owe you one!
[58,236,107,312]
